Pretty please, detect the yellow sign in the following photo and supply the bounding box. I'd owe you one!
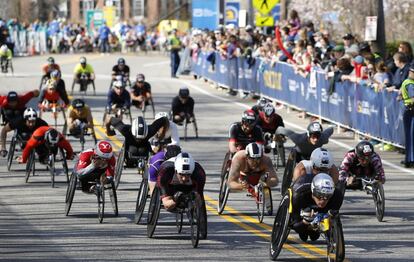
[253,0,279,15]
[255,13,274,27]
[103,6,115,28]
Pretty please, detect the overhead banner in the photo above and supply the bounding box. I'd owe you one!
[191,52,405,146]
[192,0,219,30]
[225,1,240,26]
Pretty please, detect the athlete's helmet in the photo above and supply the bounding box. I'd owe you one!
[50,70,61,79]
[241,109,256,126]
[310,148,333,170]
[44,128,59,146]
[355,141,374,159]
[174,152,195,175]
[117,57,125,65]
[7,91,18,103]
[257,97,268,108]
[245,142,263,159]
[79,56,87,64]
[136,73,145,82]
[71,98,85,109]
[0,44,8,53]
[155,111,169,120]
[47,56,55,64]
[94,140,113,159]
[179,87,190,98]
[131,116,148,139]
[311,173,335,199]
[113,80,123,88]
[307,122,323,137]
[263,103,275,117]
[165,145,182,160]
[23,107,38,121]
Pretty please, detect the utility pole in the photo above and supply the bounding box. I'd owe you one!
[280,0,287,21]
[370,0,386,58]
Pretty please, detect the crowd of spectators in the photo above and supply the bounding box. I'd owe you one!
[0,17,167,55]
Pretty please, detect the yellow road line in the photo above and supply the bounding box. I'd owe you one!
[204,203,319,260]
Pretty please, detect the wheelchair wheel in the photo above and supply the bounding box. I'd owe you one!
[176,212,183,233]
[108,181,118,217]
[189,197,201,248]
[373,183,385,222]
[65,173,77,216]
[97,183,105,223]
[265,186,273,216]
[147,187,161,238]
[220,152,231,178]
[134,177,149,224]
[269,192,291,261]
[25,151,35,183]
[70,80,75,95]
[60,148,69,183]
[281,149,296,195]
[257,184,266,223]
[193,118,199,139]
[9,60,13,75]
[114,146,125,190]
[199,198,208,240]
[7,135,16,171]
[149,97,155,118]
[184,118,188,141]
[217,170,230,214]
[92,81,96,95]
[327,215,345,262]
[49,154,56,188]
[273,142,286,169]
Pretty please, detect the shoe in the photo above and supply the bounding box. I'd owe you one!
[309,231,320,241]
[299,232,308,242]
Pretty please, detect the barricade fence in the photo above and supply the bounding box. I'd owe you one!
[191,52,405,148]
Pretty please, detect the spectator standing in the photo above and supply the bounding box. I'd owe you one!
[342,33,359,57]
[387,52,410,91]
[168,29,182,78]
[98,22,111,53]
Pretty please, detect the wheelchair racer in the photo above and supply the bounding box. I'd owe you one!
[107,116,168,167]
[18,126,74,164]
[49,70,70,106]
[292,148,340,185]
[75,141,116,193]
[291,173,343,242]
[73,57,95,91]
[41,57,61,79]
[0,108,48,157]
[67,99,95,137]
[0,44,12,73]
[276,122,333,162]
[227,143,278,193]
[130,73,152,110]
[111,57,130,84]
[38,80,68,110]
[171,87,195,125]
[153,112,180,146]
[0,90,40,123]
[339,141,385,189]
[229,109,264,154]
[251,97,270,117]
[257,103,285,153]
[106,80,131,113]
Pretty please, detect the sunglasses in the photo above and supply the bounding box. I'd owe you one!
[314,166,329,173]
[313,192,332,201]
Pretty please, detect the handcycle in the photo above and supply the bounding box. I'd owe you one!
[64,120,97,151]
[217,166,273,223]
[38,101,67,128]
[70,73,96,95]
[102,106,133,128]
[65,171,118,223]
[7,130,27,171]
[347,176,385,222]
[269,188,345,261]
[146,187,207,248]
[0,57,13,75]
[25,146,69,188]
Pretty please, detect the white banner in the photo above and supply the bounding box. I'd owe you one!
[365,16,377,41]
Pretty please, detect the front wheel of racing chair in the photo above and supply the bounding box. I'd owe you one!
[184,115,198,141]
[257,183,273,223]
[7,131,18,171]
[326,213,345,262]
[65,172,78,216]
[25,150,36,183]
[134,168,149,224]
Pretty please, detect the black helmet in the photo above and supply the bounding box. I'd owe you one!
[47,57,55,64]
[165,145,182,159]
[7,91,18,103]
[72,98,85,109]
[307,122,323,137]
[179,87,190,98]
[44,128,59,146]
[355,141,374,159]
[118,57,125,65]
[241,109,256,126]
[136,73,145,82]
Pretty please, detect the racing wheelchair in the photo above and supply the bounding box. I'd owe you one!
[25,146,69,188]
[102,106,133,128]
[63,120,97,151]
[269,188,345,261]
[217,152,273,223]
[7,130,27,171]
[38,101,67,129]
[146,187,207,248]
[70,73,96,95]
[65,170,118,223]
[0,57,13,75]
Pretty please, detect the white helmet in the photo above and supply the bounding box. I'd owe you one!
[311,173,335,198]
[0,44,8,53]
[23,108,38,121]
[245,142,263,159]
[113,80,123,88]
[262,103,275,117]
[79,56,87,64]
[131,116,148,139]
[155,111,169,120]
[95,140,113,159]
[174,152,195,175]
[310,148,333,170]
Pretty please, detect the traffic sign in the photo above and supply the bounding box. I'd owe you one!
[253,0,279,15]
[255,12,274,27]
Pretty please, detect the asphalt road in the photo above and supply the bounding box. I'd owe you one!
[0,53,413,262]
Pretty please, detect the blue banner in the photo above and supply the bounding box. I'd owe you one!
[192,0,219,30]
[225,2,240,26]
[191,52,406,146]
